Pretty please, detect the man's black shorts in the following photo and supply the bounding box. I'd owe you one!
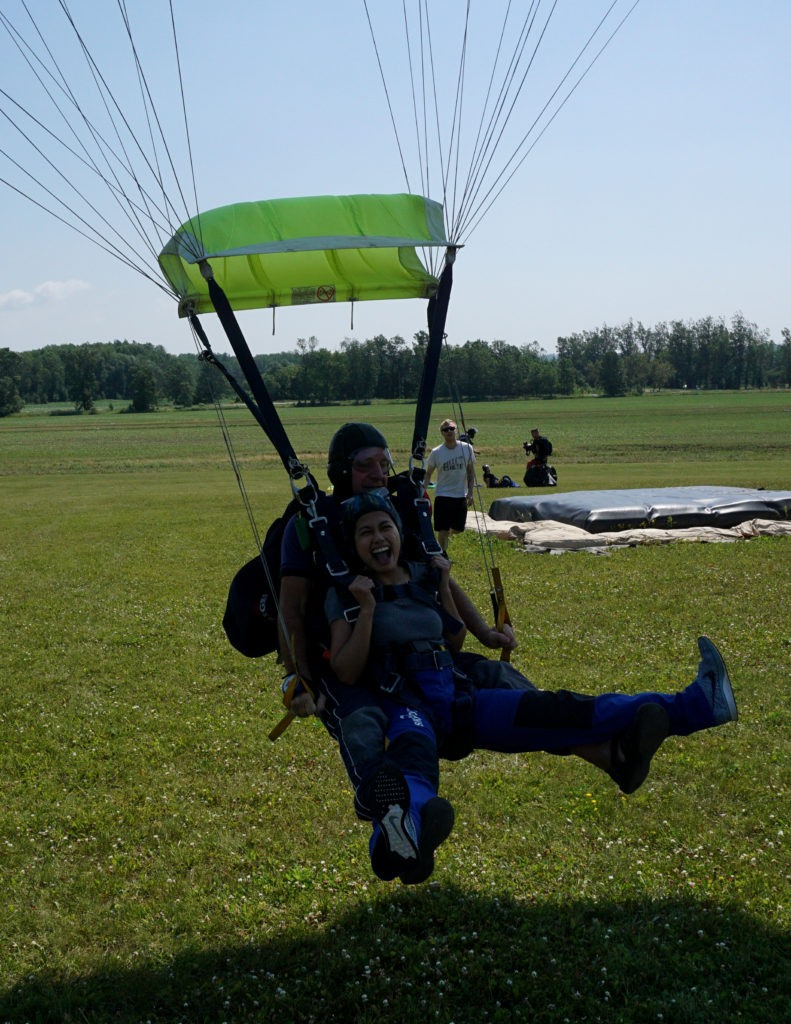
[433,495,467,533]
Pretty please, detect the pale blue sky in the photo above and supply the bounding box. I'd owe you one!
[1,1,788,356]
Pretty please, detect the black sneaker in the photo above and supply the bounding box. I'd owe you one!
[370,767,419,867]
[400,796,455,885]
[608,702,670,795]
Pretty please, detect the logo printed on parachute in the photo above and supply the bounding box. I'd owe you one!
[291,284,336,305]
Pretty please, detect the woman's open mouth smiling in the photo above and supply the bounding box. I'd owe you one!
[371,544,393,566]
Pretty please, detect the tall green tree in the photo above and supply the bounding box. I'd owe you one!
[781,328,791,386]
[62,345,99,412]
[164,359,196,406]
[0,349,24,416]
[193,360,231,404]
[599,349,625,396]
[129,362,158,412]
[341,338,376,404]
[556,355,575,395]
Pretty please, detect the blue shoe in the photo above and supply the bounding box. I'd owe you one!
[399,796,455,885]
[696,636,738,725]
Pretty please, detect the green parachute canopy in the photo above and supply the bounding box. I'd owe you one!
[158,193,447,317]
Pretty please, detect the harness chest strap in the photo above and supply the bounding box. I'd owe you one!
[367,578,461,695]
[269,504,358,742]
[374,639,454,695]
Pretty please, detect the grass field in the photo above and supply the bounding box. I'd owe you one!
[1,392,790,1023]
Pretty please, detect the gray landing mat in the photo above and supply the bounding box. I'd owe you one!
[488,486,791,533]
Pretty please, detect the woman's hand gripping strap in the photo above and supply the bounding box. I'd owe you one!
[267,640,317,741]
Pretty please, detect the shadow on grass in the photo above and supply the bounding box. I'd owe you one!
[3,887,789,1023]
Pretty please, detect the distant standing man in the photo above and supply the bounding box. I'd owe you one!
[425,418,475,551]
[523,427,556,487]
[527,427,552,466]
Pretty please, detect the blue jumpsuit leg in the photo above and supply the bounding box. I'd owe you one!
[319,679,391,819]
[320,675,448,821]
[367,700,441,878]
[471,679,719,753]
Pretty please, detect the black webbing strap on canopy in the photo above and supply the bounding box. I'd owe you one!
[305,507,354,586]
[389,472,442,557]
[200,261,300,474]
[411,253,454,460]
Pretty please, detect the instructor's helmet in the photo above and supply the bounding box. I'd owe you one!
[327,422,390,498]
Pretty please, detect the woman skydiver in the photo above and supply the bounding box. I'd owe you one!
[325,490,738,884]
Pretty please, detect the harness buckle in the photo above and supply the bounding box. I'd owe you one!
[379,671,404,695]
[414,496,443,555]
[405,640,452,672]
[408,452,426,488]
[307,514,350,577]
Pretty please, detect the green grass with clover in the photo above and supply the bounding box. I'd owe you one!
[1,392,790,1023]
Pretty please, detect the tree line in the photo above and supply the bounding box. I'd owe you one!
[557,314,790,396]
[1,313,789,417]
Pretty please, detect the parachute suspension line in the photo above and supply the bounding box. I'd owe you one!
[0,143,171,296]
[438,0,506,245]
[362,0,413,194]
[419,2,448,276]
[416,2,434,224]
[163,0,203,247]
[442,340,514,661]
[187,316,292,662]
[453,0,565,239]
[0,108,171,292]
[189,315,269,437]
[443,349,496,592]
[452,0,551,240]
[0,3,145,244]
[198,261,318,513]
[365,0,640,247]
[0,34,171,286]
[445,0,472,250]
[409,0,472,254]
[411,248,455,465]
[458,0,643,242]
[400,0,428,205]
[396,0,445,276]
[1,1,199,282]
[96,0,202,250]
[189,306,324,740]
[113,0,175,256]
[112,0,200,249]
[188,318,261,553]
[51,0,185,263]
